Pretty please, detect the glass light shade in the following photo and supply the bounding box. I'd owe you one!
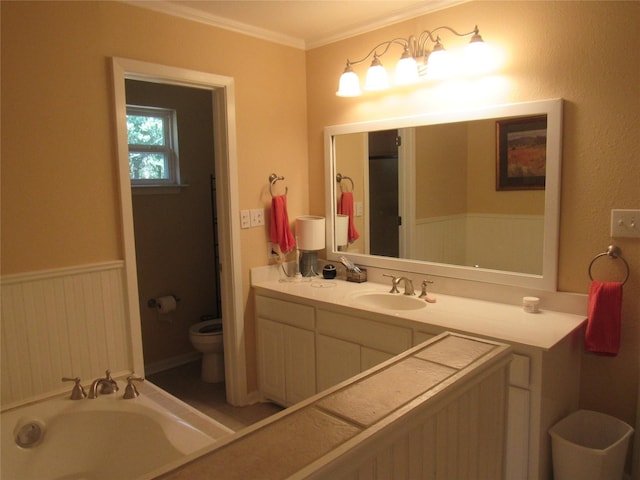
[395,54,419,85]
[465,38,491,74]
[425,47,452,80]
[335,214,349,247]
[336,67,361,97]
[364,58,389,91]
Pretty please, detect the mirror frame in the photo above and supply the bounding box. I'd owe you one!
[324,98,563,291]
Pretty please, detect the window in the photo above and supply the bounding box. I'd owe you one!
[126,106,180,186]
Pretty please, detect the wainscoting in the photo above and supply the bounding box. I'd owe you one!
[1,262,131,407]
[414,213,543,274]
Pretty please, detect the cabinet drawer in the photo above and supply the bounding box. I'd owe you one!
[509,354,531,388]
[316,309,412,354]
[256,295,315,330]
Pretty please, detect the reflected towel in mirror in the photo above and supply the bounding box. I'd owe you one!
[338,192,359,244]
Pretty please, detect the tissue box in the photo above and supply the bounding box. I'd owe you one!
[346,268,367,283]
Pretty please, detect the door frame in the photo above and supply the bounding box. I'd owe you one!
[111,57,247,405]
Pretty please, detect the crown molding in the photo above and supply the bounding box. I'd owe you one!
[123,1,469,51]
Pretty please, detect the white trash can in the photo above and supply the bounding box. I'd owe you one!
[549,409,633,480]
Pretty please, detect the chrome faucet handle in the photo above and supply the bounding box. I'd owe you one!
[419,279,434,298]
[123,375,144,399]
[62,376,87,400]
[383,274,401,293]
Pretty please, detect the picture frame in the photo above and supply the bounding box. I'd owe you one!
[496,115,547,190]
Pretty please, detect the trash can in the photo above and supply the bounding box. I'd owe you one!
[549,409,634,480]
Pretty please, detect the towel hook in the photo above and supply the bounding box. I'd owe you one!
[269,173,287,197]
[588,245,630,285]
[336,173,355,193]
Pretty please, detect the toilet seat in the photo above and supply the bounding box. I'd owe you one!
[189,319,222,336]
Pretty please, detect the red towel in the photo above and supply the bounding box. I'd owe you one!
[585,281,623,356]
[337,192,359,243]
[269,195,295,254]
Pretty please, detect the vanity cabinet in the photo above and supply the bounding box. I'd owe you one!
[316,309,413,391]
[254,287,582,480]
[255,296,316,406]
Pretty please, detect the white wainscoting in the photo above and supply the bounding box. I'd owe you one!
[415,214,543,275]
[1,262,131,407]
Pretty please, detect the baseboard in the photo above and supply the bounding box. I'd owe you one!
[144,351,201,376]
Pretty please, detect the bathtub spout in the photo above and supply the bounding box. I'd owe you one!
[88,370,119,399]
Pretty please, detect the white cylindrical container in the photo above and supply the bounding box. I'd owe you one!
[523,296,540,313]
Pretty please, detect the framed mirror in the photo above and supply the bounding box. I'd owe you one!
[324,99,563,291]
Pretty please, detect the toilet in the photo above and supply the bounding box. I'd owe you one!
[189,318,224,383]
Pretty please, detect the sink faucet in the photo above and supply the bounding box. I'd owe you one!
[88,370,119,399]
[384,274,415,295]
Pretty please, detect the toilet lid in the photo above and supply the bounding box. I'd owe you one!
[190,319,222,335]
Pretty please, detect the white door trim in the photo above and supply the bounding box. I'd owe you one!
[110,57,247,405]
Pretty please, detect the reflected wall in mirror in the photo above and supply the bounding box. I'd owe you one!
[325,99,563,291]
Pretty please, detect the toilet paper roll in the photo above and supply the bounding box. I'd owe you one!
[156,295,177,314]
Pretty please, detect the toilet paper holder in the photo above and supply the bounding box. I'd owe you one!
[147,294,180,309]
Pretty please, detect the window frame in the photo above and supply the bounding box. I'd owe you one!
[126,105,181,187]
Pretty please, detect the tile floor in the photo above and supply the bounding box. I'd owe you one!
[147,361,283,432]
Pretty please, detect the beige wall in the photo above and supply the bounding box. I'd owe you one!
[1,1,308,391]
[306,1,639,426]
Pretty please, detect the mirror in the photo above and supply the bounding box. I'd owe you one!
[324,99,563,291]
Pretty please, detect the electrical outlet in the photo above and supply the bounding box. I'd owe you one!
[611,209,640,238]
[250,208,265,227]
[355,201,363,217]
[240,210,251,229]
[267,242,279,259]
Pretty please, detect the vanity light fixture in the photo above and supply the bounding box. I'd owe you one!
[336,25,488,97]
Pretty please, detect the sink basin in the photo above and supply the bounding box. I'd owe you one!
[351,292,426,311]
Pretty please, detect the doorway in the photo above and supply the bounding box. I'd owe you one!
[111,58,248,406]
[125,79,221,374]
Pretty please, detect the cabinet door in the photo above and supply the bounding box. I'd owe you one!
[361,347,393,371]
[284,326,316,404]
[316,334,360,392]
[256,317,286,404]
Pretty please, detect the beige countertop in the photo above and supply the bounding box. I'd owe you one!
[252,276,586,351]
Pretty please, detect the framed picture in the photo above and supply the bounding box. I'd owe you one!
[496,115,547,190]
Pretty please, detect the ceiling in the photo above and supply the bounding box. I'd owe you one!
[126,0,467,50]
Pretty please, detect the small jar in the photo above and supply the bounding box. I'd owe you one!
[322,264,337,279]
[522,296,540,313]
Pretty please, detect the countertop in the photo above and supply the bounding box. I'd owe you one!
[252,276,586,351]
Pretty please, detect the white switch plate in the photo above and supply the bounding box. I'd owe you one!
[250,208,265,227]
[240,210,251,229]
[355,201,363,217]
[611,209,640,238]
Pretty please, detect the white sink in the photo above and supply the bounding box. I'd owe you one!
[351,292,426,311]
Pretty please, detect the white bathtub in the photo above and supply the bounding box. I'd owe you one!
[1,381,232,480]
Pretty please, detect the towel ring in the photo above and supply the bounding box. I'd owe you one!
[336,173,354,193]
[269,173,288,197]
[588,245,630,285]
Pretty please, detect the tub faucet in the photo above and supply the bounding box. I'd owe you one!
[88,370,119,399]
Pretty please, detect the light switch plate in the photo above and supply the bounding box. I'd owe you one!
[240,210,251,229]
[611,209,640,238]
[250,208,265,227]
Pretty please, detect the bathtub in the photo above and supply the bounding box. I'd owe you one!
[1,380,233,480]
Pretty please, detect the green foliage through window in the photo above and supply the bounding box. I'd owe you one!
[126,106,178,184]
